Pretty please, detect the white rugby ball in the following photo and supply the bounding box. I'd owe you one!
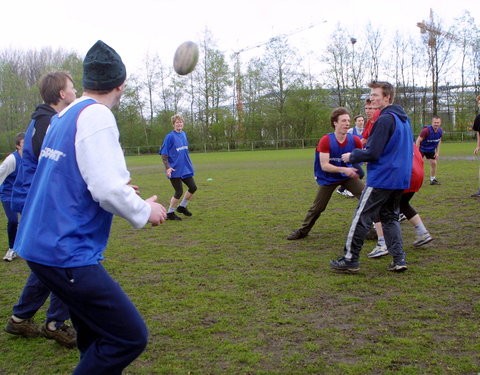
[173,41,199,76]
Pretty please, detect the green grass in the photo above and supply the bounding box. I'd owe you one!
[0,142,479,374]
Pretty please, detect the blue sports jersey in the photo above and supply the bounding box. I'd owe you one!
[314,133,358,185]
[14,99,114,267]
[159,131,194,179]
[367,112,413,189]
[11,119,37,213]
[419,125,442,153]
[0,151,21,202]
[351,127,363,139]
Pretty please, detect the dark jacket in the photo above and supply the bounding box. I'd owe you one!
[350,104,409,164]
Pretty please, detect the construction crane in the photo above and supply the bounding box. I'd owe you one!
[232,21,326,139]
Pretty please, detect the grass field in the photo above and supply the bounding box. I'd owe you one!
[0,142,479,374]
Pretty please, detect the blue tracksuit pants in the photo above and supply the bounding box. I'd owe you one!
[27,261,148,375]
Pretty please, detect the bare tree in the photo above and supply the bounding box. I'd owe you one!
[419,9,456,115]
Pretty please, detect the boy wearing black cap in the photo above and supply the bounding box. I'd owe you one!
[13,40,167,374]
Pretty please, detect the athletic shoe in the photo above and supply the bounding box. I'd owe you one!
[176,206,192,216]
[41,323,77,349]
[343,189,354,197]
[5,318,40,338]
[286,230,308,240]
[413,232,433,247]
[336,188,344,195]
[430,178,440,185]
[471,190,480,197]
[387,260,408,272]
[167,212,182,221]
[367,244,389,258]
[398,213,407,222]
[329,257,359,273]
[3,249,16,261]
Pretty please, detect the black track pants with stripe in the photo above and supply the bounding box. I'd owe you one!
[344,187,406,263]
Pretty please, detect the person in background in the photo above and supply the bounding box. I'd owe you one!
[5,72,77,348]
[416,116,443,185]
[160,114,197,220]
[337,114,366,198]
[471,95,480,197]
[287,107,364,240]
[0,132,24,261]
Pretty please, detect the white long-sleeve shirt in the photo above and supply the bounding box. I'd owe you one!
[0,154,16,186]
[59,96,151,228]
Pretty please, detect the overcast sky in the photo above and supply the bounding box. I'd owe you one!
[1,0,478,76]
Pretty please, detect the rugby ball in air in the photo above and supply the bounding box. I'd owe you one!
[173,41,199,75]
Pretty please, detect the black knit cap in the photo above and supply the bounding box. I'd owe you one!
[83,40,126,90]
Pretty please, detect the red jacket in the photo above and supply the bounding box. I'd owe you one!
[404,144,424,193]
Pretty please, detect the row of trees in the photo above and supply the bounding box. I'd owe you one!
[1,9,479,154]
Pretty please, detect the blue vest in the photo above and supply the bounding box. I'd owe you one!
[367,112,413,189]
[314,133,357,185]
[159,131,194,179]
[11,118,38,213]
[351,127,363,139]
[419,125,442,153]
[0,151,21,202]
[14,99,114,267]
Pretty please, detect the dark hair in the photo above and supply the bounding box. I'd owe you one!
[368,81,395,103]
[432,115,441,121]
[15,132,25,147]
[330,107,349,129]
[39,72,73,105]
[354,115,365,122]
[365,98,372,105]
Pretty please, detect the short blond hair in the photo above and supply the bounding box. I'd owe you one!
[171,114,184,125]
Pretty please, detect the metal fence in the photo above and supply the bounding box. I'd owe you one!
[123,131,478,156]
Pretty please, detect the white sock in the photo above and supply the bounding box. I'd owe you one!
[47,321,57,331]
[430,176,435,181]
[179,199,190,208]
[414,222,428,235]
[167,207,175,214]
[11,315,23,323]
[377,237,386,247]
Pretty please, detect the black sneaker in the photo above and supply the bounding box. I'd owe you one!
[167,212,182,221]
[286,230,308,240]
[430,179,440,185]
[387,260,408,272]
[471,190,480,197]
[5,318,40,338]
[176,206,192,216]
[41,323,77,349]
[329,257,360,273]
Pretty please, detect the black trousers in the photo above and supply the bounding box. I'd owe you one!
[344,187,406,263]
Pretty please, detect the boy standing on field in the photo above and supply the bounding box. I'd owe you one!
[160,114,198,220]
[0,132,24,261]
[416,116,443,185]
[472,95,480,197]
[330,81,413,273]
[13,40,166,374]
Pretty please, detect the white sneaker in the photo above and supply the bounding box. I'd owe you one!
[3,249,16,262]
[367,244,389,258]
[413,232,433,247]
[398,213,407,222]
[343,190,354,197]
